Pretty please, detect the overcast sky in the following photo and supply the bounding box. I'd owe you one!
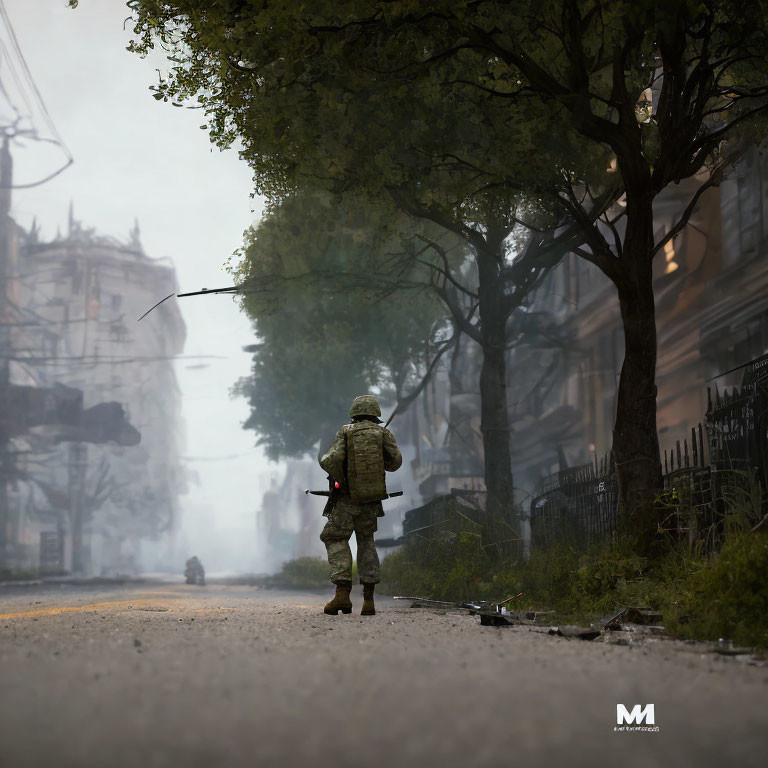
[5,0,278,572]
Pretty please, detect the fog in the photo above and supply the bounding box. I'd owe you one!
[5,0,280,575]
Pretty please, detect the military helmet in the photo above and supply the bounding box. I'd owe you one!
[349,395,382,419]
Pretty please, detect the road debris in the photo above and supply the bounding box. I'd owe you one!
[526,610,555,620]
[477,611,526,626]
[600,609,626,630]
[548,625,602,640]
[497,592,524,608]
[713,647,754,656]
[394,596,493,611]
[395,593,527,616]
[396,596,673,643]
[599,607,664,630]
[604,630,633,646]
[396,595,568,630]
[715,639,754,656]
[620,607,663,625]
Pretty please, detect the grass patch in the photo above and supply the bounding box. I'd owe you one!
[379,514,768,648]
[272,557,331,588]
[271,557,359,589]
[680,530,768,647]
[0,569,41,582]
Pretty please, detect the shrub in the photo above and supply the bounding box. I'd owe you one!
[679,530,768,648]
[378,512,768,648]
[274,557,332,588]
[273,556,362,588]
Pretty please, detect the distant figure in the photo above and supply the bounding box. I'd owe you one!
[319,395,402,616]
[184,556,206,586]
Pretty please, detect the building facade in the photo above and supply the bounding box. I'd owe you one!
[506,147,768,495]
[386,146,768,531]
[4,213,187,576]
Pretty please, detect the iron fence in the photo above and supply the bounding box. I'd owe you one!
[530,452,618,548]
[531,392,768,550]
[706,374,768,492]
[411,358,768,552]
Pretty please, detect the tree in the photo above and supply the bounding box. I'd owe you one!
[347,0,768,544]
[128,1,608,520]
[130,0,768,544]
[127,2,768,546]
[230,192,449,459]
[235,190,601,520]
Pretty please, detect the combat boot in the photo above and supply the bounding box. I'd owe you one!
[361,583,376,616]
[324,581,353,615]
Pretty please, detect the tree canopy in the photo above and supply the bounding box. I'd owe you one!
[128,0,768,546]
[230,192,448,459]
[128,1,615,229]
[128,0,606,517]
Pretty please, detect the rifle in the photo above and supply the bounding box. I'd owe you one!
[305,477,403,516]
[305,476,342,517]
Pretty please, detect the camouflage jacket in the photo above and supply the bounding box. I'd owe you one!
[320,421,402,502]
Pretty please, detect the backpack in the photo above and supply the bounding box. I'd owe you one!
[345,421,387,503]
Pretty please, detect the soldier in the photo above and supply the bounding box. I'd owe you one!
[319,395,402,616]
[184,556,205,586]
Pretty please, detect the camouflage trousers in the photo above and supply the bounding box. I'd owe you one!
[319,498,382,584]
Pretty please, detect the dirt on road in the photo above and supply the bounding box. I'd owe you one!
[0,582,766,768]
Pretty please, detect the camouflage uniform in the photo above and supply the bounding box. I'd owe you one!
[319,403,402,585]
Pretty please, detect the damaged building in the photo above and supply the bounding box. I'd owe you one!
[506,146,768,494]
[0,191,187,576]
[384,146,768,541]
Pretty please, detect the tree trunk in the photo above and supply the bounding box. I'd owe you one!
[613,203,664,552]
[476,245,515,540]
[479,329,514,515]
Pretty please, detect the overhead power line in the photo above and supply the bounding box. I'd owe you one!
[0,0,73,188]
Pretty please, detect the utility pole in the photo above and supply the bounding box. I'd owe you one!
[68,442,88,575]
[0,134,13,568]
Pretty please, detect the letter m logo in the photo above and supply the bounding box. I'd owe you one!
[617,704,655,725]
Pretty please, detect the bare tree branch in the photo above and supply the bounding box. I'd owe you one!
[385,332,459,428]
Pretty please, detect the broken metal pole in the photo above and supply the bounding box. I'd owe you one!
[138,286,240,322]
[393,596,490,611]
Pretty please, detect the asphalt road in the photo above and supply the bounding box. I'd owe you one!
[0,581,766,768]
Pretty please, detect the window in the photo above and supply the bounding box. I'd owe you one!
[738,150,761,257]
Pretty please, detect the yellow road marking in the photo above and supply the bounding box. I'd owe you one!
[0,598,185,621]
[125,591,187,601]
